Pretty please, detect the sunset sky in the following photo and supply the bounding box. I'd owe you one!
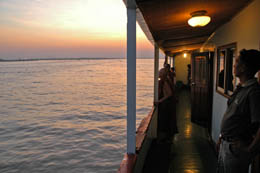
[0,0,155,60]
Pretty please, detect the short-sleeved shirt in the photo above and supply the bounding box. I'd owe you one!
[220,78,260,140]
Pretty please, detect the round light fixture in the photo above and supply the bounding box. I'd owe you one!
[188,10,211,27]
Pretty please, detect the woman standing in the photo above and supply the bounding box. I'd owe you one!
[155,67,178,142]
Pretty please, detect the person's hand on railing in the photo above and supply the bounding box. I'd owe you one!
[153,101,160,107]
[216,135,222,154]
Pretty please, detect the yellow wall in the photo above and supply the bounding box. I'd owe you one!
[206,0,260,142]
[174,53,191,85]
[210,0,260,50]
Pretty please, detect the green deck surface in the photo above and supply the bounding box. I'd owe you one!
[143,90,217,173]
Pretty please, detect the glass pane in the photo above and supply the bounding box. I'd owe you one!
[218,50,225,88]
[195,58,200,82]
[200,57,206,84]
[227,48,236,92]
[195,56,206,83]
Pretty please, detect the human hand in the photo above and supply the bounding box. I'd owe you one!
[216,137,222,154]
[154,101,160,106]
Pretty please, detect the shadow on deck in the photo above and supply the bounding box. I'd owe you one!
[143,89,217,173]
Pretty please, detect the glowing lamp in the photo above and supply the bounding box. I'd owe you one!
[188,10,211,27]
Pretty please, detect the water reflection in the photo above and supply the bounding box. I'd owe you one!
[184,123,192,138]
[0,59,164,173]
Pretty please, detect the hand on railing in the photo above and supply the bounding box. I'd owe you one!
[153,101,160,107]
[216,135,222,154]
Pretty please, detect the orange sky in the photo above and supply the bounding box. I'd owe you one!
[0,0,155,59]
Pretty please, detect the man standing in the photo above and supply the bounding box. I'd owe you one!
[217,49,260,173]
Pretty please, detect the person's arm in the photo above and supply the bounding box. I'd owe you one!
[247,88,260,156]
[216,134,223,153]
[247,127,260,156]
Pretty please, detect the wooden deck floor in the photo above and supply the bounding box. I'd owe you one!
[143,90,217,173]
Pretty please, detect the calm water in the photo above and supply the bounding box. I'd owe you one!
[0,59,163,173]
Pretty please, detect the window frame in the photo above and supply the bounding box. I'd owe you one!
[216,43,237,98]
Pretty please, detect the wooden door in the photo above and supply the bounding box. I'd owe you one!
[191,52,214,129]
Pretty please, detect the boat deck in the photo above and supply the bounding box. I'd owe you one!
[143,89,217,173]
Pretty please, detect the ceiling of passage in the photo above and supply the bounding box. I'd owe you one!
[136,0,253,55]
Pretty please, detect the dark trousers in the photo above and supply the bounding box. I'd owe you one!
[217,140,252,173]
[158,97,178,136]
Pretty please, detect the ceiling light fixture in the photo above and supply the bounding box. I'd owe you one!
[188,10,211,27]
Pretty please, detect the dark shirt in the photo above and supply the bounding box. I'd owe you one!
[220,78,260,140]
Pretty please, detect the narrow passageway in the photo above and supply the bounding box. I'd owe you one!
[143,89,217,173]
[169,90,217,173]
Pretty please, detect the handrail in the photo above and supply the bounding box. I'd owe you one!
[136,107,155,152]
[118,107,156,173]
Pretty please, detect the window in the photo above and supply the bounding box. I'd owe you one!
[195,56,207,84]
[216,43,237,97]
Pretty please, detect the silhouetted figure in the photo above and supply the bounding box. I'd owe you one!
[187,64,191,88]
[170,67,176,85]
[218,69,224,88]
[155,67,178,143]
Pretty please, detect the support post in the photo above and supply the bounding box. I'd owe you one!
[148,44,159,138]
[126,6,136,154]
[169,56,172,67]
[154,45,159,102]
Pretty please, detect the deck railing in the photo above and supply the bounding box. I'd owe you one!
[118,107,157,173]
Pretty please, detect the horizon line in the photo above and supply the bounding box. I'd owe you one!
[0,57,155,62]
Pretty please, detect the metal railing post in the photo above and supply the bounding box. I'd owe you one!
[154,45,159,102]
[148,44,159,138]
[126,5,136,154]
